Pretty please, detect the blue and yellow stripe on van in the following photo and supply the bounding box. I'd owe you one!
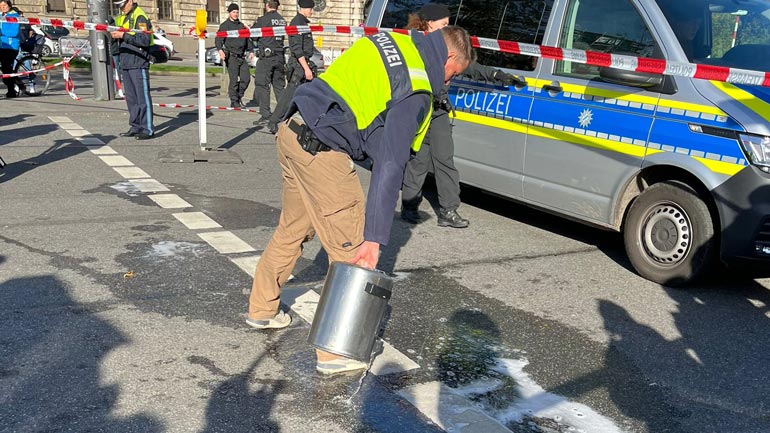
[449,79,748,176]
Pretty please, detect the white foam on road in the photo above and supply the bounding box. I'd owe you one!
[145,241,208,259]
[129,179,169,193]
[484,358,624,433]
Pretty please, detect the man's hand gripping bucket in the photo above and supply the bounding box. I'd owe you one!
[308,262,393,362]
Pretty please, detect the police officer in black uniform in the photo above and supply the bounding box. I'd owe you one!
[251,0,286,124]
[216,3,255,108]
[265,0,316,134]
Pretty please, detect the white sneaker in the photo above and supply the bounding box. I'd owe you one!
[245,310,292,329]
[26,83,36,95]
[316,357,369,375]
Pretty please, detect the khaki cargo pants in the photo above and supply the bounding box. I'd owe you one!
[248,119,365,320]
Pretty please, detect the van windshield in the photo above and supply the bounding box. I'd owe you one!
[656,0,770,71]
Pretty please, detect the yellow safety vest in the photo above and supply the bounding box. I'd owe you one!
[320,32,433,152]
[115,5,154,45]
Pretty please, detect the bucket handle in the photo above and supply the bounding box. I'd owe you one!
[365,282,391,300]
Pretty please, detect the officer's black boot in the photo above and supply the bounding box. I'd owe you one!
[400,199,421,224]
[437,208,469,228]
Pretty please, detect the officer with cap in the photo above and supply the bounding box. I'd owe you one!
[250,0,286,124]
[110,0,154,140]
[263,0,316,134]
[216,3,255,108]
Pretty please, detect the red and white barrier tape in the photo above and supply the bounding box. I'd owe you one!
[62,61,79,101]
[1,16,767,87]
[0,61,59,79]
[154,103,260,113]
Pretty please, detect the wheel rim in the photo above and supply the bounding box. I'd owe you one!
[640,201,692,266]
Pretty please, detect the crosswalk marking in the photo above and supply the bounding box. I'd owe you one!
[173,212,222,230]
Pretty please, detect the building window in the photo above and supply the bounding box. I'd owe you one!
[157,0,173,20]
[47,0,66,13]
[206,0,220,24]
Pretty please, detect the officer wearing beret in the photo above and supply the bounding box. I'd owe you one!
[263,0,316,134]
[216,3,255,108]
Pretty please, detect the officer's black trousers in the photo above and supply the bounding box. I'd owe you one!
[0,48,19,95]
[226,55,250,104]
[401,110,461,212]
[252,55,285,118]
[122,67,154,135]
[269,62,304,125]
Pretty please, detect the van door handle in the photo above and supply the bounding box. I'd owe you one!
[542,82,563,94]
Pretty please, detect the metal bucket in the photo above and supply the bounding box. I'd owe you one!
[308,261,393,362]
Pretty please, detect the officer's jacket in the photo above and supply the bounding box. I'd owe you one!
[288,13,314,62]
[215,18,254,55]
[0,9,20,50]
[289,30,448,246]
[115,4,153,69]
[252,11,286,55]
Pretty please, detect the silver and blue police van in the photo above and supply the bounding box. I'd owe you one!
[365,0,770,285]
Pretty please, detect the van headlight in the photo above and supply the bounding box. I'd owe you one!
[739,133,770,172]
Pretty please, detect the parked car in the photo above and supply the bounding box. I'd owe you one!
[153,30,176,57]
[150,31,175,64]
[40,25,69,41]
[365,0,770,285]
[202,45,324,70]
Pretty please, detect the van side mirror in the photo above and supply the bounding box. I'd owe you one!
[599,67,663,88]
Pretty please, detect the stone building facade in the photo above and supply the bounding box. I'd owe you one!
[13,0,367,53]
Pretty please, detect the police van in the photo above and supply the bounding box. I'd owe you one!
[365,0,770,285]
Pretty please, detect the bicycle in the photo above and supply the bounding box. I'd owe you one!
[12,34,52,96]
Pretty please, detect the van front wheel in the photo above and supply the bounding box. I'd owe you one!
[623,181,716,286]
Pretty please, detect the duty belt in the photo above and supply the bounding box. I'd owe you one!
[288,119,332,155]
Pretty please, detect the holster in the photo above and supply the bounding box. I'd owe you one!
[288,120,330,155]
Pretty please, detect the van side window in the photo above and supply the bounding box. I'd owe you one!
[455,0,553,71]
[555,0,662,80]
[380,0,553,72]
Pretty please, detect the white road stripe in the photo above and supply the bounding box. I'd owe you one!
[149,194,192,209]
[89,146,118,155]
[48,116,72,123]
[229,255,260,276]
[129,179,169,193]
[99,155,134,167]
[173,212,222,230]
[399,382,511,433]
[197,231,256,254]
[67,129,91,137]
[78,138,106,145]
[112,166,150,178]
[56,122,84,130]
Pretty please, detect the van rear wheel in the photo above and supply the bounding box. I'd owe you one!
[623,181,716,286]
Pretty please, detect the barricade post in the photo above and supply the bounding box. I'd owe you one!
[157,9,243,164]
[87,0,113,101]
[196,9,207,150]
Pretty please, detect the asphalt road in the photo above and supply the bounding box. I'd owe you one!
[1,71,770,433]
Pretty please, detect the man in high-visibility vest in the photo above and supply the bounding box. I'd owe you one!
[245,26,474,375]
[110,0,154,140]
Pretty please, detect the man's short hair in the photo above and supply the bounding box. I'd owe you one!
[266,0,279,8]
[441,26,475,66]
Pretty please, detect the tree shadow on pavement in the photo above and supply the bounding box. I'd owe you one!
[0,134,115,186]
[0,273,163,432]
